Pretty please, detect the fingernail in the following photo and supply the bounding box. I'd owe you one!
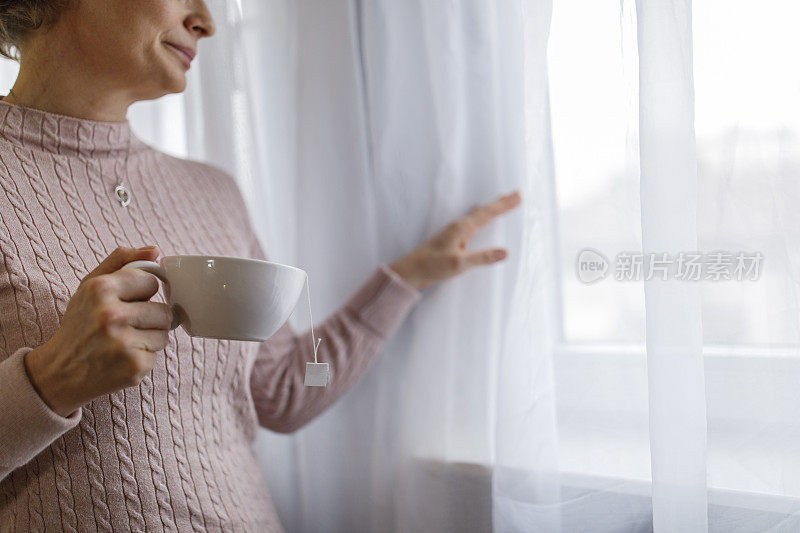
[138,245,158,251]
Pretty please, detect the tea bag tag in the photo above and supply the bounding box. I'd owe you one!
[304,362,330,387]
[301,273,330,387]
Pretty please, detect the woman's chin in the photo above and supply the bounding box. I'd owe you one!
[169,76,188,94]
[159,69,188,95]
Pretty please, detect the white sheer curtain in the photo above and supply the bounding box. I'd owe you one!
[4,0,799,530]
[155,0,800,531]
[189,1,529,531]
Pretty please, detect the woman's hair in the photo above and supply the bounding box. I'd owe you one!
[0,1,67,60]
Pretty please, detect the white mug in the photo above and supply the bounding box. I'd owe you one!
[121,255,307,341]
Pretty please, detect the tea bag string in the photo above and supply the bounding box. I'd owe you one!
[305,274,323,363]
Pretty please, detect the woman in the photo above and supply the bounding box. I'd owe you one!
[0,0,521,531]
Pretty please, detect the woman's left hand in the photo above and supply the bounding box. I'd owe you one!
[388,190,523,291]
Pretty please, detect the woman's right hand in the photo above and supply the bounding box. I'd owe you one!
[23,245,174,417]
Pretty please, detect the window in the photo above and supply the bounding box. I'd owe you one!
[549,0,800,501]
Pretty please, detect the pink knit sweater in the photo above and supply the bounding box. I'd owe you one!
[0,100,422,531]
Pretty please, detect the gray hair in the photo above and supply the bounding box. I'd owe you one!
[0,0,68,60]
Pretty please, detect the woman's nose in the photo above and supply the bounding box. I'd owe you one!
[185,0,216,38]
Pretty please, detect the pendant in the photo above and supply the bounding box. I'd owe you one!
[115,184,131,207]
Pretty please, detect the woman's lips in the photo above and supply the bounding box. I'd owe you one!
[164,42,196,67]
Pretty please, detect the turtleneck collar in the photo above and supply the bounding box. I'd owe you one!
[0,98,148,159]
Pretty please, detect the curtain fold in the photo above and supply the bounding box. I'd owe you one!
[636,0,708,530]
[492,0,562,531]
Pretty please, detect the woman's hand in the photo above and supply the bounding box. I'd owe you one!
[389,190,523,291]
[23,246,174,417]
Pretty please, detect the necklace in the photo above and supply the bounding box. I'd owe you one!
[7,88,132,208]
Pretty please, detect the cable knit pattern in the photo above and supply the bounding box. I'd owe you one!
[134,152,213,533]
[169,161,248,527]
[0,99,423,532]
[81,126,147,533]
[123,145,177,533]
[13,132,83,532]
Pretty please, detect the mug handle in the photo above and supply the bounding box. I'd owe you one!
[121,260,183,330]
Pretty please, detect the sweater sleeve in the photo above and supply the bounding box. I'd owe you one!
[0,346,82,481]
[245,232,423,434]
